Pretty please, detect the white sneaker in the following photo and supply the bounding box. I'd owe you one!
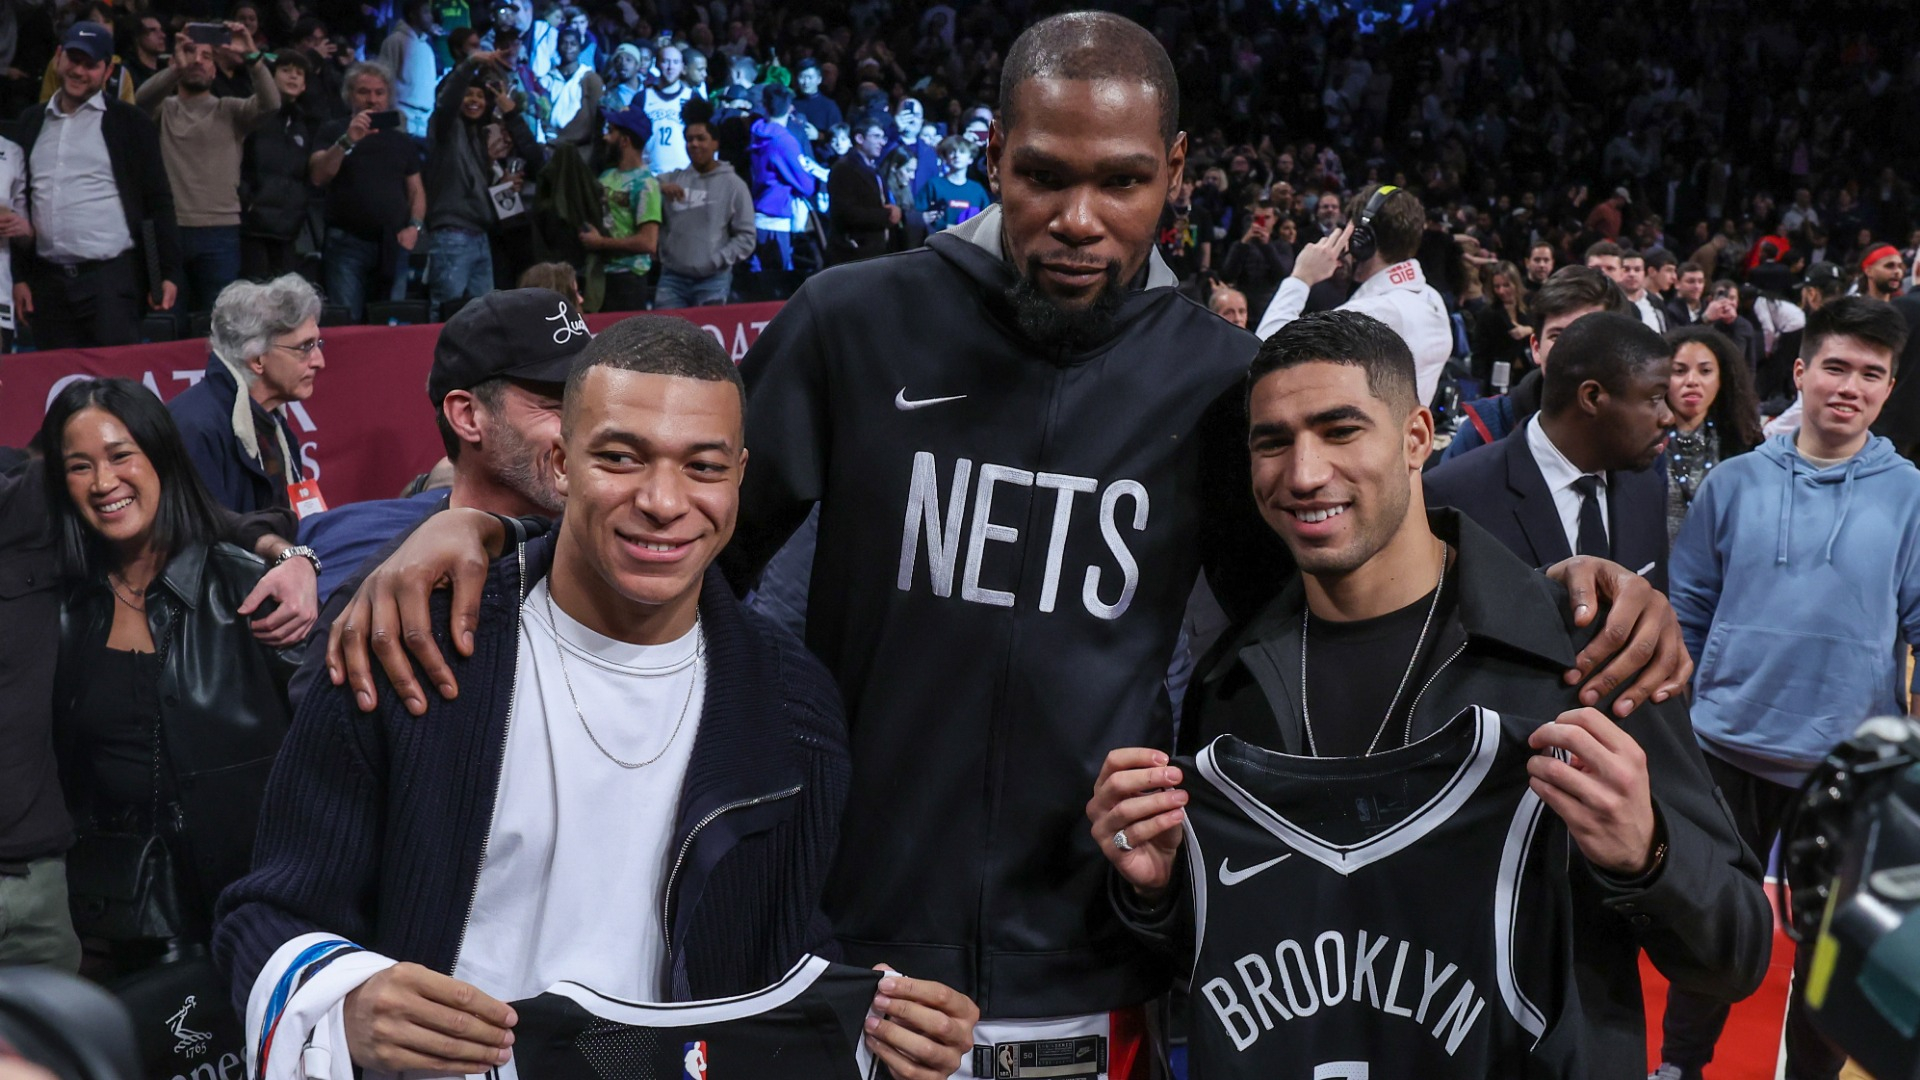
[1648,1066,1686,1080]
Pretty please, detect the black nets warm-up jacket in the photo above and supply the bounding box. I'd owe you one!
[721,205,1284,1018]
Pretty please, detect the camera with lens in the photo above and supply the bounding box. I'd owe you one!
[1779,716,1920,1080]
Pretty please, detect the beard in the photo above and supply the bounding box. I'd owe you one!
[485,416,564,514]
[181,72,213,92]
[1004,257,1126,354]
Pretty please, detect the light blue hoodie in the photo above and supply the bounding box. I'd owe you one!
[1670,433,1920,785]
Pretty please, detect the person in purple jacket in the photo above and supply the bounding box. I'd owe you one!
[748,84,816,298]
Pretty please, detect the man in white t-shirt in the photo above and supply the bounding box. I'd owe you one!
[642,45,697,174]
[1255,183,1453,406]
[215,316,976,1080]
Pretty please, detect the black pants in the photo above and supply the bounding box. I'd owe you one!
[1660,752,1844,1080]
[27,256,144,349]
[601,270,651,312]
[240,234,302,281]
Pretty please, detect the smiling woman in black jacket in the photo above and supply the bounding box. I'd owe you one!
[41,379,297,975]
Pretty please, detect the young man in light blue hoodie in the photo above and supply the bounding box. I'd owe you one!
[1658,295,1920,1080]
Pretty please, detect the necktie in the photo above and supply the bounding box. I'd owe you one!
[1571,475,1610,559]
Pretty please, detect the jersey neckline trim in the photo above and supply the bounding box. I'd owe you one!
[1194,706,1500,877]
[541,953,833,1026]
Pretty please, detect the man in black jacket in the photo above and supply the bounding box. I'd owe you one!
[1425,312,1673,593]
[13,21,182,347]
[214,318,975,1080]
[1089,312,1769,1075]
[825,112,897,265]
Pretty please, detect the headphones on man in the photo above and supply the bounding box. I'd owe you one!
[1347,184,1401,265]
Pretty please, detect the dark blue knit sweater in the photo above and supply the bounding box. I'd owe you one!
[213,532,851,1011]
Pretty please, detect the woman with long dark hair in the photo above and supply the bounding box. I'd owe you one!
[40,379,297,1008]
[1662,325,1765,543]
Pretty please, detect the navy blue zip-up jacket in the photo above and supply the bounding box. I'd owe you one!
[213,531,851,1010]
[168,355,308,515]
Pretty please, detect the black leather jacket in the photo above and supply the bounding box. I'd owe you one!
[56,542,300,934]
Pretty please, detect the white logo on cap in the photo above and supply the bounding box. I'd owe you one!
[546,302,591,344]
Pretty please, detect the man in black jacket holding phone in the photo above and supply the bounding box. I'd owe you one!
[825,111,898,265]
[309,60,425,321]
[14,22,182,348]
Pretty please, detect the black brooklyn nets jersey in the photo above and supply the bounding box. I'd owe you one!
[490,955,881,1080]
[1180,706,1582,1078]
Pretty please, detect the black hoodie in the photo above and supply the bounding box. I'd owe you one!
[723,206,1283,1017]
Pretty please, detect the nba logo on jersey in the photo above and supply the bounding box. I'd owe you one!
[681,1040,708,1079]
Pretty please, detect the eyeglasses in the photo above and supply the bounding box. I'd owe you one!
[274,338,324,357]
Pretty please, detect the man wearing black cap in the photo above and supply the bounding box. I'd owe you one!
[584,104,662,312]
[14,21,182,347]
[293,288,587,635]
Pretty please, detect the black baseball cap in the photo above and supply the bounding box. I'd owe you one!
[1798,261,1843,293]
[427,288,592,408]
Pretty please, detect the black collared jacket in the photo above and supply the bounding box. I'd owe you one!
[1122,509,1771,1076]
[56,540,301,931]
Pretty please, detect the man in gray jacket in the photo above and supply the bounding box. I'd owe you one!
[655,109,755,308]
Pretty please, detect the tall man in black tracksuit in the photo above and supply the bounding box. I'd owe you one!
[319,15,1694,1075]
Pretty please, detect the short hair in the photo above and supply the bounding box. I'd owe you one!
[1208,285,1246,314]
[760,82,791,117]
[293,13,327,40]
[517,260,579,296]
[1803,296,1909,373]
[208,274,323,374]
[851,111,886,138]
[1530,265,1629,333]
[1645,249,1678,270]
[435,376,509,461]
[1677,262,1706,280]
[728,54,757,79]
[1540,312,1674,415]
[448,26,477,54]
[1248,310,1419,415]
[341,60,394,103]
[1620,250,1646,267]
[1529,241,1555,257]
[999,11,1179,148]
[35,379,225,583]
[270,48,312,75]
[936,133,974,160]
[1583,240,1623,262]
[1345,183,1423,263]
[562,316,746,435]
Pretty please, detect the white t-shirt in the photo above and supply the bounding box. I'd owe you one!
[643,83,696,174]
[454,577,704,1003]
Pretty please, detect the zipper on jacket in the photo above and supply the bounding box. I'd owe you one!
[1401,641,1468,745]
[661,784,802,969]
[448,544,528,976]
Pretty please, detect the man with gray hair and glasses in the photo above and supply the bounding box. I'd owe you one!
[168,274,328,515]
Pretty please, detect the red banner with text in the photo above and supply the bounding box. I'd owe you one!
[0,302,782,506]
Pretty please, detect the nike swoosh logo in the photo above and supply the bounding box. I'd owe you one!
[894,389,968,411]
[1218,853,1293,886]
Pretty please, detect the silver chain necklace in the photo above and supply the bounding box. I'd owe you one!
[1300,545,1450,758]
[544,588,703,769]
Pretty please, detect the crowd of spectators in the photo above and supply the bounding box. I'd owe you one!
[0,0,1914,350]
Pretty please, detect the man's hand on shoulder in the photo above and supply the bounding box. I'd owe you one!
[1544,556,1692,717]
[344,963,516,1074]
[326,507,508,715]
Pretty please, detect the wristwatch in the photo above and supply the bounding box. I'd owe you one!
[335,132,354,151]
[407,218,425,231]
[273,545,322,575]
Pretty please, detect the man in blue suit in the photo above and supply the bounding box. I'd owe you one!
[1425,311,1673,592]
